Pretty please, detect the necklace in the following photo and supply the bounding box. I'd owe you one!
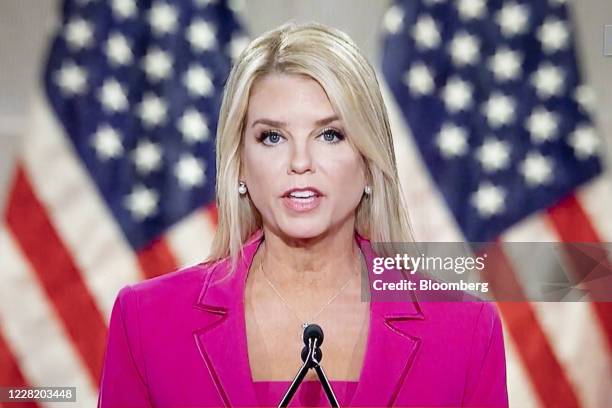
[259,244,359,333]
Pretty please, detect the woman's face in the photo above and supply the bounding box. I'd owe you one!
[241,73,367,240]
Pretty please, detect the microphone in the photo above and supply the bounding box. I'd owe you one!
[301,345,323,367]
[279,324,340,407]
[303,323,324,347]
[301,324,324,368]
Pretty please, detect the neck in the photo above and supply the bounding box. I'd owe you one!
[258,220,362,293]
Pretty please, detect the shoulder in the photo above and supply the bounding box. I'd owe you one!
[421,298,499,323]
[416,300,503,346]
[114,257,231,312]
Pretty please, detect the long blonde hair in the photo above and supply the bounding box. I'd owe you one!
[205,21,415,273]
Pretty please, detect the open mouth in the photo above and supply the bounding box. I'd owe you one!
[282,192,322,212]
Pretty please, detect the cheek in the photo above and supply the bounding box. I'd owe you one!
[244,152,268,178]
[243,141,287,174]
[242,147,282,201]
[318,149,366,195]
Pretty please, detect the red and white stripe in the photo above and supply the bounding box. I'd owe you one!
[0,228,98,407]
[504,216,612,408]
[20,92,145,319]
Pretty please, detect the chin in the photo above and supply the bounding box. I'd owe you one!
[278,220,327,240]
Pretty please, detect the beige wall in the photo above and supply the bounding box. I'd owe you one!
[1,0,611,215]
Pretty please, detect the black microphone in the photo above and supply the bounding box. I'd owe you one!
[303,323,324,347]
[301,346,323,367]
[279,324,339,407]
[301,324,324,367]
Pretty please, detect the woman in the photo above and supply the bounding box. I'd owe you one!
[98,21,508,407]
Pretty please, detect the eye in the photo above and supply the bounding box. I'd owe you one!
[257,130,285,146]
[318,128,345,144]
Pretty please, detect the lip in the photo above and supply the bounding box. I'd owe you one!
[281,186,324,197]
[281,195,323,213]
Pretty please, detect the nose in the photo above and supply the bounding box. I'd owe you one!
[288,138,314,175]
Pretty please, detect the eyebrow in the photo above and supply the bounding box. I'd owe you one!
[251,115,340,128]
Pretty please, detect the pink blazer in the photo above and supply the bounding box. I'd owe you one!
[97,229,508,407]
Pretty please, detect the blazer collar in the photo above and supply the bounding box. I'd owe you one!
[193,228,425,406]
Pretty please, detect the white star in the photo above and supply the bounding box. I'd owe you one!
[537,18,569,53]
[227,34,249,60]
[568,125,600,160]
[488,47,522,81]
[449,31,480,66]
[456,0,486,20]
[142,47,173,82]
[54,61,88,96]
[531,63,564,98]
[403,63,434,96]
[132,140,163,174]
[105,32,133,66]
[476,138,511,173]
[496,2,529,37]
[64,18,94,50]
[525,107,559,143]
[471,182,506,217]
[436,123,468,158]
[383,5,404,34]
[183,65,214,97]
[186,19,216,52]
[98,79,128,112]
[441,77,473,112]
[574,85,596,113]
[482,93,515,128]
[149,1,179,36]
[112,0,137,19]
[412,15,441,50]
[520,151,554,187]
[175,155,206,188]
[178,108,210,143]
[137,93,167,128]
[549,0,567,6]
[124,185,159,220]
[92,125,123,160]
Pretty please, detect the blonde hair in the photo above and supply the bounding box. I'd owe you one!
[205,21,415,273]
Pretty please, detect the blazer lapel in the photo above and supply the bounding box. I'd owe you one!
[192,229,264,407]
[350,233,425,406]
[192,229,425,407]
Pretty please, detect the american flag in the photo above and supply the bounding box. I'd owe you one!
[381,0,611,407]
[1,0,611,407]
[0,0,246,406]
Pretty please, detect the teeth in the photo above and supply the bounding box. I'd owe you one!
[289,191,316,198]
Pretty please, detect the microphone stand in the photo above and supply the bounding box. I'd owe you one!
[278,325,340,407]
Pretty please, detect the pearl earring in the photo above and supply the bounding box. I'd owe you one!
[364,185,372,195]
[238,181,248,195]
